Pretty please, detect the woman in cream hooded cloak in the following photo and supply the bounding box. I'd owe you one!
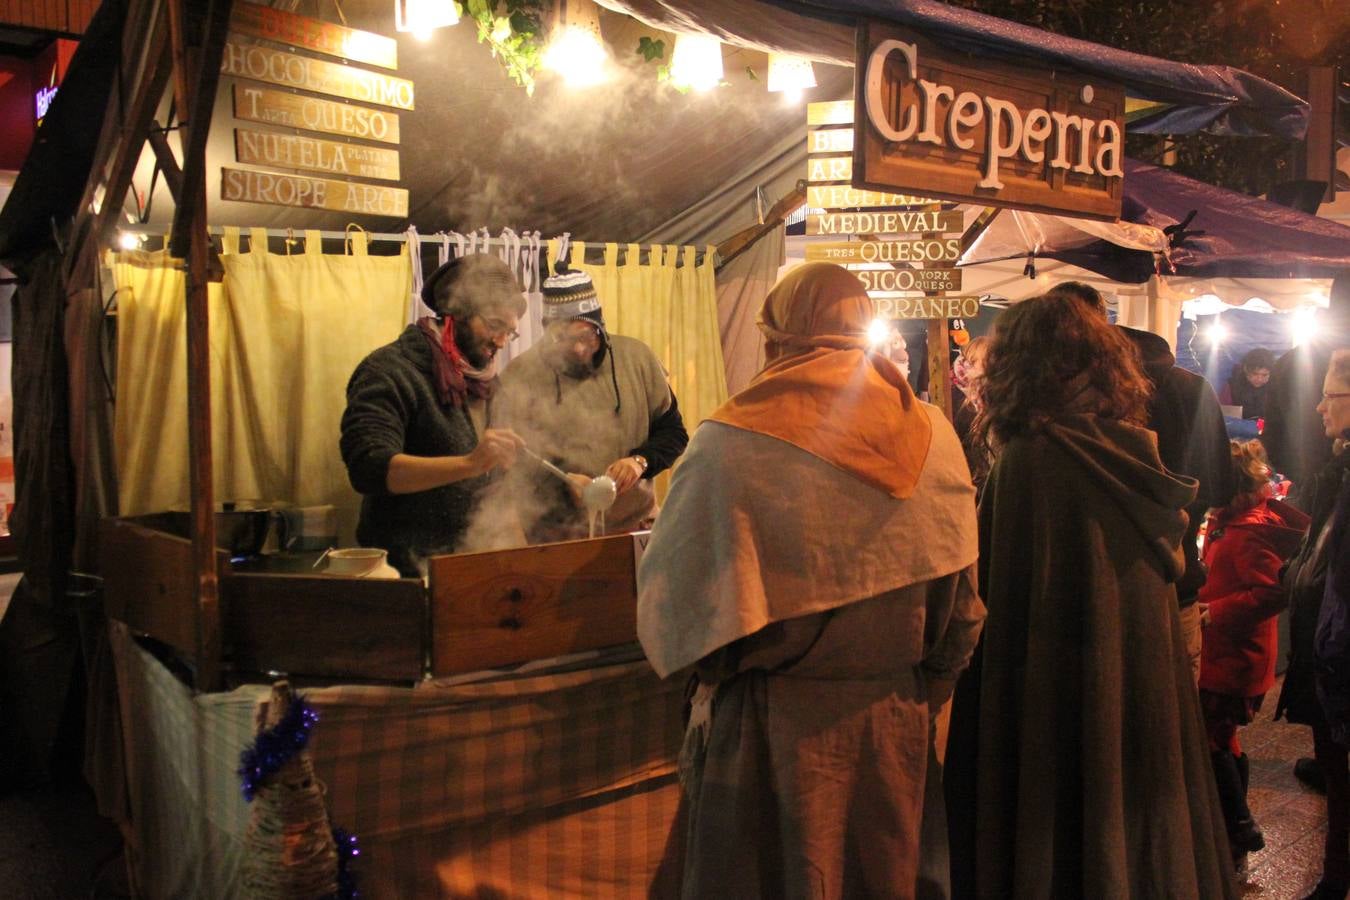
[637,263,985,899]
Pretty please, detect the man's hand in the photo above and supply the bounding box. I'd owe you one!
[469,428,525,475]
[605,457,645,495]
[565,472,592,503]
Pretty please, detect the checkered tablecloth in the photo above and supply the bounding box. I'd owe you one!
[108,623,685,899]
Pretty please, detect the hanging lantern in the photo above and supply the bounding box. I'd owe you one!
[669,33,723,92]
[766,52,816,102]
[542,0,608,88]
[395,0,459,41]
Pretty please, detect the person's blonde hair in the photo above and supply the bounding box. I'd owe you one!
[1227,440,1272,510]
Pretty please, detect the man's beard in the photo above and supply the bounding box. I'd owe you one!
[560,357,594,379]
[454,326,495,369]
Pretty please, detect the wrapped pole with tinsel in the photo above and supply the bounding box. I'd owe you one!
[238,680,345,899]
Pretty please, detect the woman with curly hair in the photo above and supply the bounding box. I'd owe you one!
[1197,441,1308,866]
[945,292,1237,898]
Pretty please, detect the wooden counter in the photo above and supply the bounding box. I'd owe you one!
[427,532,646,677]
[98,517,646,687]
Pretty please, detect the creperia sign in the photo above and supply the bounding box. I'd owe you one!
[854,21,1125,220]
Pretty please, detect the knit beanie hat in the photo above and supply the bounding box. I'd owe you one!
[541,264,622,412]
[541,267,606,334]
[421,253,525,319]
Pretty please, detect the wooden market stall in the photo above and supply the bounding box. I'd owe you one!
[0,0,1327,896]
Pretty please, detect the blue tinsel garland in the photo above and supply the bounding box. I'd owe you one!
[237,696,319,801]
[237,696,361,898]
[328,828,361,900]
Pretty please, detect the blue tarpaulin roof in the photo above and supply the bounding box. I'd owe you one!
[599,0,1311,139]
[1022,159,1350,282]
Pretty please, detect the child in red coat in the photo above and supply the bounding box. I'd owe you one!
[1200,440,1310,864]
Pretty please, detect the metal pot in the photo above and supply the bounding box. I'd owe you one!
[215,502,272,556]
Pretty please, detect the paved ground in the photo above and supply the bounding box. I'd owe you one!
[1238,687,1332,898]
[0,779,125,899]
[0,675,1334,899]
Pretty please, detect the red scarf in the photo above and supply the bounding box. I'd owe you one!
[417,317,494,408]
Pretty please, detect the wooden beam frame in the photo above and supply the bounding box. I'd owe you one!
[146,121,185,202]
[167,0,234,691]
[62,0,172,290]
[715,180,808,270]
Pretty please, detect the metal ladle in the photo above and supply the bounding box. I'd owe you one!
[582,475,617,512]
[519,445,571,484]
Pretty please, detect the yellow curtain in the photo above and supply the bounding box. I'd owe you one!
[111,229,410,539]
[110,249,234,517]
[561,240,728,497]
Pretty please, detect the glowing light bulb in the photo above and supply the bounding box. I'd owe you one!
[867,317,891,347]
[117,231,142,251]
[1290,306,1317,348]
[670,33,723,92]
[1209,322,1227,345]
[395,0,459,40]
[542,24,608,87]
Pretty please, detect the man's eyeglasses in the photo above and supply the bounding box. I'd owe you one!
[480,316,520,342]
[1323,391,1350,401]
[548,324,601,346]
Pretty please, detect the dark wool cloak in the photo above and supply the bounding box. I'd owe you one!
[946,414,1237,900]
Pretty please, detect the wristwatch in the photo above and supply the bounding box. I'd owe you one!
[632,454,649,474]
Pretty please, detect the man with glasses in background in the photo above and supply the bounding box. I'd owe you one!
[494,265,688,543]
[340,254,527,575]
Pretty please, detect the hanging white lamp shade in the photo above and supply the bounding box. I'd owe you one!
[669,33,723,92]
[395,0,459,41]
[542,0,609,88]
[767,52,816,99]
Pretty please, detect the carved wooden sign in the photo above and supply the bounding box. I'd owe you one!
[806,238,961,265]
[853,20,1124,219]
[221,167,409,216]
[235,128,401,181]
[808,127,854,155]
[807,185,944,210]
[222,39,416,110]
[233,85,401,144]
[871,296,982,319]
[807,100,853,126]
[219,3,414,219]
[804,103,973,323]
[230,1,398,70]
[855,267,962,295]
[805,209,962,236]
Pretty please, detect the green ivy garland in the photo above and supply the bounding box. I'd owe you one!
[462,0,549,95]
[457,2,736,95]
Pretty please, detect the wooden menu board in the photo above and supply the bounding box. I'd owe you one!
[233,85,401,144]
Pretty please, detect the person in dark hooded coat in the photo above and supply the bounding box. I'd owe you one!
[945,293,1237,899]
[1049,281,1234,682]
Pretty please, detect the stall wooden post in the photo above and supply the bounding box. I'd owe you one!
[926,318,951,419]
[1302,67,1338,204]
[167,0,233,690]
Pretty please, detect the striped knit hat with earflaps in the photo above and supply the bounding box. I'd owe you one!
[541,263,621,413]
